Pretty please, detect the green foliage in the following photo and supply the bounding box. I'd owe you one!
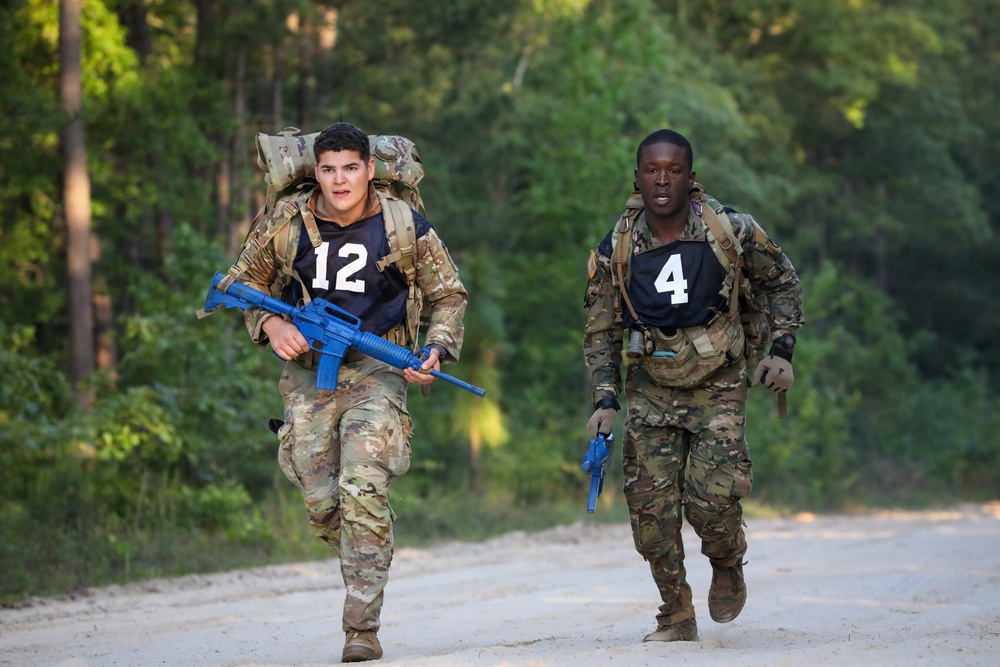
[390,480,628,546]
[748,266,1000,509]
[0,5,64,333]
[873,369,1000,500]
[0,324,75,500]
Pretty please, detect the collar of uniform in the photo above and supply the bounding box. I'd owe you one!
[362,182,380,218]
[684,204,709,241]
[307,181,381,225]
[633,206,708,253]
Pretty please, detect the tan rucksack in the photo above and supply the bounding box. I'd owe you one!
[256,128,426,215]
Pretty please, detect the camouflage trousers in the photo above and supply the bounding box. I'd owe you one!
[623,359,752,626]
[276,353,412,632]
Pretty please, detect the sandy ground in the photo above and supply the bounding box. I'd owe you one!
[1,503,998,667]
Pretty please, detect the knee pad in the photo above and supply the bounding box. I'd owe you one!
[627,491,684,561]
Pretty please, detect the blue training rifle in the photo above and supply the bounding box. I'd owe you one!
[202,272,485,397]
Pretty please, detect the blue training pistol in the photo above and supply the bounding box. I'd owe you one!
[582,432,614,514]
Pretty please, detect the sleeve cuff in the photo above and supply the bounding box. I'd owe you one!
[769,344,793,362]
[594,396,621,411]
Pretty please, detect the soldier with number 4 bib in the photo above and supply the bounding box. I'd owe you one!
[582,129,804,643]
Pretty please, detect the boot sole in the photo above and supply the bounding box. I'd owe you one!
[342,647,381,662]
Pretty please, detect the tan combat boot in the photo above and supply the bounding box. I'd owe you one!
[708,560,747,623]
[342,629,383,663]
[642,618,698,642]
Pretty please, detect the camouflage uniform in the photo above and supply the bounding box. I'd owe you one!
[583,193,803,628]
[239,184,467,632]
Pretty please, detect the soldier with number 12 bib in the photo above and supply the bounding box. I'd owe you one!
[230,122,468,662]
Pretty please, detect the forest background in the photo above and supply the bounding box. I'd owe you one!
[2,0,999,602]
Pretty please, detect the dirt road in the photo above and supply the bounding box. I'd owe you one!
[2,504,998,667]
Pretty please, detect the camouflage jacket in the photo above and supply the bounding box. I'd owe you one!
[239,183,468,362]
[583,194,804,405]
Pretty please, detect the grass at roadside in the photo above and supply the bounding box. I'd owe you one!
[0,480,628,604]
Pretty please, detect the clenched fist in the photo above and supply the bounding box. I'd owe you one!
[751,343,794,393]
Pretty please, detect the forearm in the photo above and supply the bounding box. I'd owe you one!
[757,264,804,336]
[416,228,469,362]
[584,324,624,404]
[423,292,467,362]
[239,243,283,348]
[583,270,624,404]
[738,216,804,336]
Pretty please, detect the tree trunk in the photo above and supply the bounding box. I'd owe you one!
[272,43,284,130]
[875,182,889,293]
[156,207,174,267]
[297,12,313,129]
[61,0,94,405]
[119,0,152,63]
[194,0,218,69]
[312,7,339,120]
[216,158,231,239]
[93,287,117,381]
[228,49,251,258]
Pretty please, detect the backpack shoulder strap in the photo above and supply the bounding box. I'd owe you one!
[223,189,314,295]
[690,185,741,264]
[374,190,421,346]
[275,191,322,304]
[696,198,743,319]
[375,191,417,276]
[700,204,741,266]
[610,191,644,325]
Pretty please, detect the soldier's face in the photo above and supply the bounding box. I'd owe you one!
[315,149,374,223]
[635,142,695,222]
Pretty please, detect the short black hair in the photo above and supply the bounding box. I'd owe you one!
[314,122,370,162]
[636,129,693,170]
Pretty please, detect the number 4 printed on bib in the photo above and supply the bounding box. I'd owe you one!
[311,242,368,293]
[655,253,689,304]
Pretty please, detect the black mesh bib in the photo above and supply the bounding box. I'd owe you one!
[624,239,726,331]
